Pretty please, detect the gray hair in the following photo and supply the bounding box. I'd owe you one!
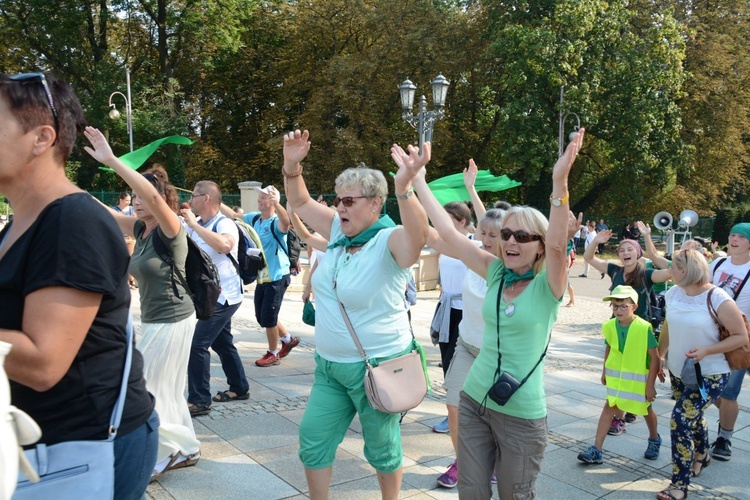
[478,208,505,233]
[334,166,388,200]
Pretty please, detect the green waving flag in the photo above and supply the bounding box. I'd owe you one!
[426,170,522,206]
[98,135,194,172]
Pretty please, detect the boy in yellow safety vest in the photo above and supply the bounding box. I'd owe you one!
[578,285,661,464]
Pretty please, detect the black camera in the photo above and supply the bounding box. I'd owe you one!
[487,371,521,406]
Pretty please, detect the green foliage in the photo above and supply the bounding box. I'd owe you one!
[712,207,742,245]
[1,0,748,220]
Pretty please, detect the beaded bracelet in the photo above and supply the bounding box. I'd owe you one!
[282,166,304,178]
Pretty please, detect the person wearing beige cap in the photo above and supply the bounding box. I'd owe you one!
[578,285,661,466]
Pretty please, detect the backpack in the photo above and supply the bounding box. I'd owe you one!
[252,214,302,269]
[151,229,222,320]
[212,217,267,285]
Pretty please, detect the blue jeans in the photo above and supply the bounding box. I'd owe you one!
[718,368,748,401]
[188,301,248,405]
[114,410,159,500]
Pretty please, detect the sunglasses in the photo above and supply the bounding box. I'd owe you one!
[500,228,542,243]
[610,304,633,311]
[332,196,368,207]
[9,73,59,143]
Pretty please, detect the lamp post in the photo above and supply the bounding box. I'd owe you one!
[399,75,450,153]
[108,67,133,152]
[558,86,580,158]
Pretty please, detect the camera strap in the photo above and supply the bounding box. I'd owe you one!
[491,276,551,393]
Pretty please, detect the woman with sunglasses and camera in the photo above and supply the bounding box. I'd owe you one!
[84,128,201,481]
[411,131,585,499]
[282,129,430,500]
[0,73,157,498]
[655,248,746,500]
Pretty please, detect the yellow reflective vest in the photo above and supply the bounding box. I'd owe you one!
[603,317,652,415]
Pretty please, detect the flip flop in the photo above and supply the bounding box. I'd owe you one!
[212,390,250,402]
[166,451,201,471]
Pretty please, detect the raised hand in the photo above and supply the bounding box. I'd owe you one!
[595,229,613,243]
[83,126,117,165]
[552,128,585,182]
[636,221,651,236]
[391,142,431,191]
[267,186,281,206]
[283,129,311,170]
[568,211,584,239]
[463,159,478,189]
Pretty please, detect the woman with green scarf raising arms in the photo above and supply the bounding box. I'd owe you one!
[409,130,586,499]
[282,129,430,500]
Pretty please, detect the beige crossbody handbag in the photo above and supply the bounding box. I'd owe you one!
[335,284,427,414]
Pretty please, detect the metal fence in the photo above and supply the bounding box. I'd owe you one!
[87,191,716,241]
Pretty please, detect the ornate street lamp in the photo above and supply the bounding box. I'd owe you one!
[558,86,581,158]
[400,74,450,153]
[108,67,134,152]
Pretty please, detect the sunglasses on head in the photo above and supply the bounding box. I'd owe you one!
[500,228,542,243]
[9,73,59,143]
[332,196,368,207]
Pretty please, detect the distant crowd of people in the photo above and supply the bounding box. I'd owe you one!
[2,72,748,500]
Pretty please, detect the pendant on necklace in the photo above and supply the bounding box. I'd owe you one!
[505,303,516,316]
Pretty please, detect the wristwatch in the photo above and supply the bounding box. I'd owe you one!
[549,192,569,207]
[396,188,414,200]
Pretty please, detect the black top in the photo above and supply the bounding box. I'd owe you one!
[0,193,154,444]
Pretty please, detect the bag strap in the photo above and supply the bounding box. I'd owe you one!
[333,253,415,365]
[735,267,750,299]
[108,314,134,441]
[711,257,727,284]
[493,278,550,388]
[152,229,194,302]
[706,287,722,329]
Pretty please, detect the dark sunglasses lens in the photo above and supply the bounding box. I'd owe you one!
[514,231,533,243]
[333,197,354,207]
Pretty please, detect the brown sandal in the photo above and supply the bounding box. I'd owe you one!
[656,484,687,500]
[691,453,710,477]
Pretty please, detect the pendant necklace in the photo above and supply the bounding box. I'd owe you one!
[504,281,516,316]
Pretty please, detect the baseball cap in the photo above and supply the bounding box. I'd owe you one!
[602,285,639,305]
[254,185,274,195]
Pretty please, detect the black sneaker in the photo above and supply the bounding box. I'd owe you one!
[711,436,732,461]
[625,412,636,423]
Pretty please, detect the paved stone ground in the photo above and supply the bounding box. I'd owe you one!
[142,259,750,499]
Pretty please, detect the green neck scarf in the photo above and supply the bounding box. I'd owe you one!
[503,267,534,287]
[328,215,396,250]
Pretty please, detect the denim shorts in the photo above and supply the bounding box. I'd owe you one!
[719,368,749,401]
[253,274,291,327]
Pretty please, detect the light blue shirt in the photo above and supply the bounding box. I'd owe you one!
[244,212,290,281]
[312,215,412,363]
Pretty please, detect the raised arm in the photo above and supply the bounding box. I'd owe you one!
[546,129,586,299]
[83,127,182,238]
[637,221,670,269]
[584,229,612,274]
[464,159,486,221]
[387,143,431,268]
[269,186,291,233]
[289,207,329,252]
[411,154,492,278]
[282,130,335,240]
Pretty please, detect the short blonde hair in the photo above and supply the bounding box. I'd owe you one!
[501,206,549,275]
[335,166,387,207]
[672,248,709,287]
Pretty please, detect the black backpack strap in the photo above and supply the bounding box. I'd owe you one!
[152,228,193,301]
[733,266,750,300]
[712,257,727,284]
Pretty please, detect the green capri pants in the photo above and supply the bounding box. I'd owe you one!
[298,348,409,473]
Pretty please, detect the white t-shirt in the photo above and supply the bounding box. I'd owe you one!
[584,229,597,250]
[665,286,732,376]
[187,214,243,305]
[710,257,750,316]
